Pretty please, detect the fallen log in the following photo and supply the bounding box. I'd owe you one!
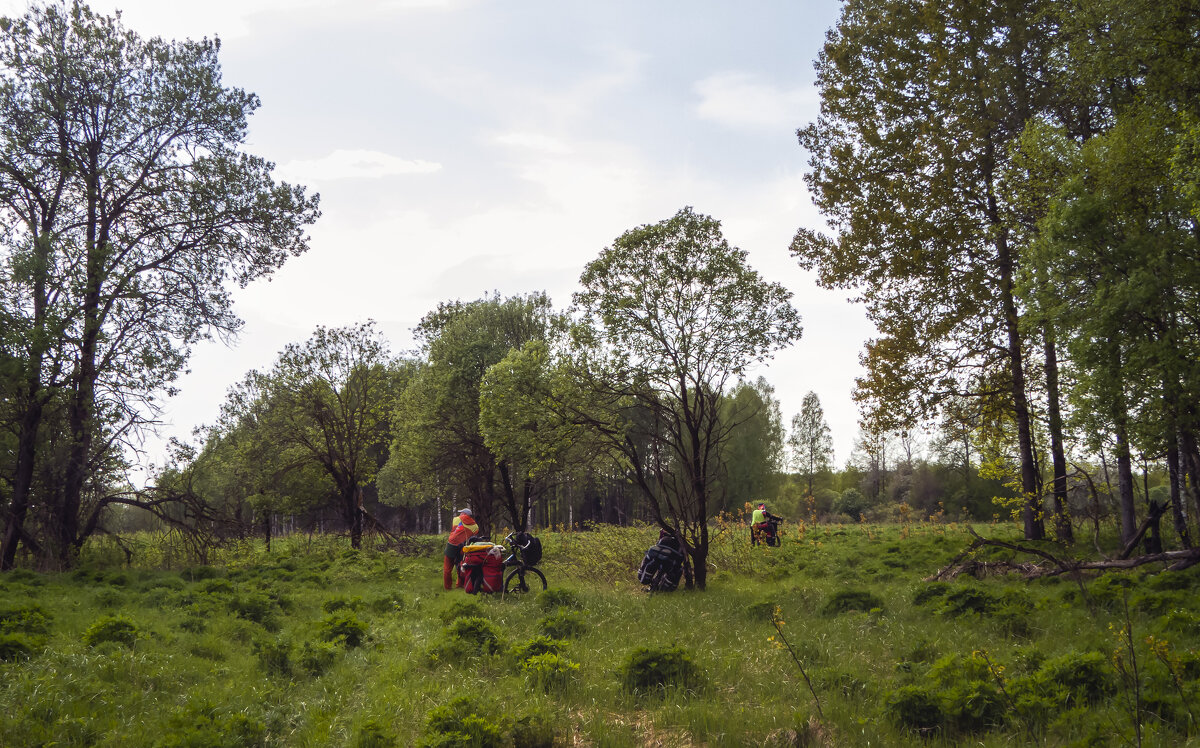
[925,526,1200,581]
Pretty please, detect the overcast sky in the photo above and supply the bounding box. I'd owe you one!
[5,0,877,473]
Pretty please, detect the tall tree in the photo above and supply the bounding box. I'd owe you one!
[572,207,802,589]
[216,323,396,549]
[718,377,786,515]
[380,293,556,533]
[0,1,319,568]
[789,391,834,497]
[793,0,1078,539]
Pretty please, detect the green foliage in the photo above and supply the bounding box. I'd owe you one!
[834,488,870,520]
[821,589,884,616]
[0,603,52,635]
[538,609,587,639]
[885,685,944,733]
[321,595,364,613]
[511,635,567,663]
[0,633,35,662]
[617,645,706,694]
[317,610,368,648]
[155,701,267,748]
[537,587,582,610]
[298,640,339,676]
[350,718,398,748]
[421,696,507,748]
[82,615,140,648]
[251,637,292,677]
[227,592,279,631]
[429,616,504,661]
[521,652,580,692]
[439,599,486,624]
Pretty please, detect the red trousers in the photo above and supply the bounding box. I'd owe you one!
[443,555,464,590]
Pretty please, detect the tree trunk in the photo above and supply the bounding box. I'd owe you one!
[1114,424,1137,547]
[997,231,1042,539]
[1044,331,1072,543]
[1168,438,1191,548]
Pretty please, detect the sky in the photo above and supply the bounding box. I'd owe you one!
[4,0,876,473]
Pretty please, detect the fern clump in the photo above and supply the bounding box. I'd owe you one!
[617,645,706,694]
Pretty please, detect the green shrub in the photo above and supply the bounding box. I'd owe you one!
[435,616,503,659]
[321,595,364,613]
[939,586,1000,616]
[318,611,368,648]
[821,589,884,616]
[368,594,405,614]
[521,652,579,692]
[745,599,777,621]
[617,645,706,694]
[439,599,485,624]
[538,609,587,639]
[511,635,567,663]
[82,615,140,648]
[299,640,339,676]
[886,684,944,732]
[911,583,950,607]
[511,711,556,748]
[351,718,397,748]
[252,637,292,677]
[227,593,279,631]
[0,633,35,662]
[537,588,581,610]
[198,578,234,595]
[421,696,506,748]
[1012,650,1113,708]
[182,566,223,582]
[942,680,1006,733]
[155,701,267,747]
[0,603,52,635]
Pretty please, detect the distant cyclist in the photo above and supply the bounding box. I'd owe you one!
[750,503,782,546]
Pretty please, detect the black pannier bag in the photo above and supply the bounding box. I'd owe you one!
[637,535,684,591]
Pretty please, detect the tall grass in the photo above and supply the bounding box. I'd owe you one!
[0,519,1197,745]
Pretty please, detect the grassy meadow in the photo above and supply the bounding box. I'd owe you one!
[1,518,1198,747]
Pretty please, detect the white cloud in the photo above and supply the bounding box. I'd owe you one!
[494,132,573,155]
[276,149,442,183]
[694,72,818,131]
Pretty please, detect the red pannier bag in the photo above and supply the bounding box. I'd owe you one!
[460,543,504,594]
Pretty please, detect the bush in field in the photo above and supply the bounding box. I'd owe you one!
[911,583,950,607]
[322,596,363,613]
[350,718,397,748]
[429,616,504,662]
[252,637,292,677]
[421,696,506,748]
[821,589,883,616]
[318,611,368,648]
[227,592,279,631]
[537,588,581,610]
[617,645,706,694]
[299,640,339,676]
[886,685,944,733]
[438,599,485,624]
[834,488,870,519]
[511,635,567,663]
[538,609,587,639]
[155,701,267,748]
[0,603,52,635]
[1008,650,1114,718]
[0,633,35,662]
[82,615,140,648]
[510,712,556,748]
[521,652,580,692]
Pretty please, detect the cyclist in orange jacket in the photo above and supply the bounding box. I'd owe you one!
[443,508,479,590]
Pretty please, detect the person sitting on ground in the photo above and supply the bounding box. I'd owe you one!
[443,508,479,590]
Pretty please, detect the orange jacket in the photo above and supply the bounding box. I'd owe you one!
[447,514,479,546]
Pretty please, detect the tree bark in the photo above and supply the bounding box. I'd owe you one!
[1044,330,1072,543]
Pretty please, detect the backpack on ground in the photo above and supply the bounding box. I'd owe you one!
[637,535,684,592]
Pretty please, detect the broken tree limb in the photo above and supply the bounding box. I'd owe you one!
[925,525,1200,581]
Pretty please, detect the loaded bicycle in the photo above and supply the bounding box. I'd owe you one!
[502,531,546,595]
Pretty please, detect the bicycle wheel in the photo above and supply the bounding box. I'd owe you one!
[504,566,547,595]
